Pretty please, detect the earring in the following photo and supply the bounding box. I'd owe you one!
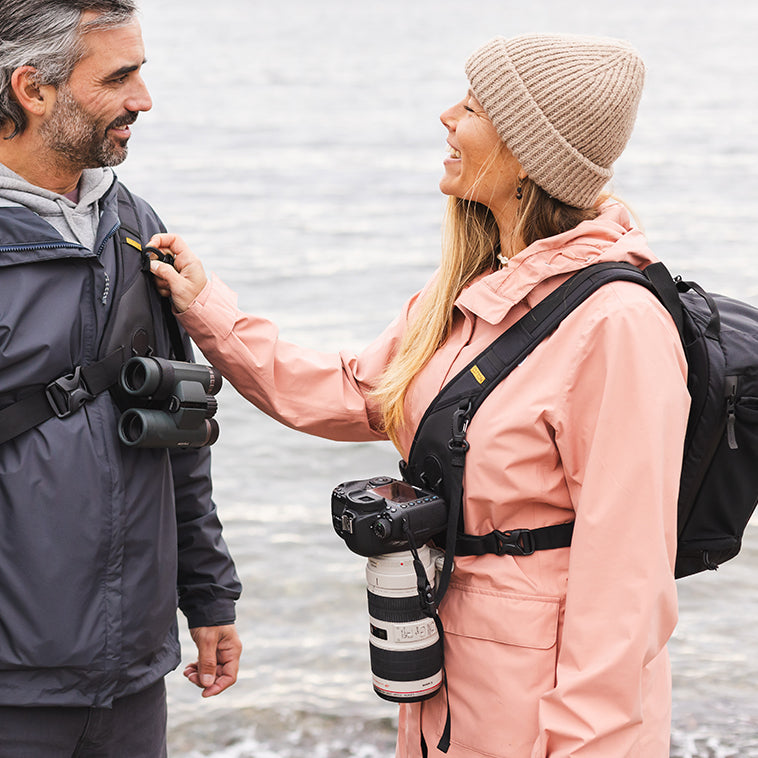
[516,180,523,201]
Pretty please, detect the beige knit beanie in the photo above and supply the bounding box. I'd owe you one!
[465,33,645,209]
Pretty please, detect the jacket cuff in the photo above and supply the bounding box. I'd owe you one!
[178,274,238,340]
[181,598,237,629]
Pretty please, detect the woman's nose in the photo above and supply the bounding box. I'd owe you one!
[440,105,457,131]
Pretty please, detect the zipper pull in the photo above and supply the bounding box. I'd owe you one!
[725,376,738,450]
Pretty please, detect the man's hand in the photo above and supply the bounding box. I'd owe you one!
[185,624,242,698]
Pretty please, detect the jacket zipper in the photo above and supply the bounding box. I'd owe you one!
[0,241,83,253]
[2,225,119,307]
[96,223,120,306]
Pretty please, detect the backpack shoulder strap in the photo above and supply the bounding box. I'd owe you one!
[115,182,143,248]
[115,183,187,362]
[406,261,654,471]
[403,261,657,602]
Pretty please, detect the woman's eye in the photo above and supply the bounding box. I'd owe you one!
[464,105,475,113]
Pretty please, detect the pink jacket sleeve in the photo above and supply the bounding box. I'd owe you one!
[176,274,410,442]
[533,284,690,757]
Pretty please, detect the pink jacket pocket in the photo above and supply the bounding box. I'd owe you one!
[419,583,561,756]
[443,581,561,648]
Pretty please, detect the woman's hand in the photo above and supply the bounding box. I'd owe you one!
[147,232,209,313]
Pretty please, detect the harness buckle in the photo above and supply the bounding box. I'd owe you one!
[45,367,95,419]
[448,401,473,465]
[494,528,536,556]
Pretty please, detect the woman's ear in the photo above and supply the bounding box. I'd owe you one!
[10,66,51,118]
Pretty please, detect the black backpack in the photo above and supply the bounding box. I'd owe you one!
[401,261,758,594]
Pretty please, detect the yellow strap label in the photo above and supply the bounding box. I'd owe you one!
[125,237,142,251]
[470,365,486,384]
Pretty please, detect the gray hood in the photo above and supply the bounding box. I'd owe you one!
[0,163,114,249]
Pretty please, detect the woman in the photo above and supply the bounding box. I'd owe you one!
[151,34,690,758]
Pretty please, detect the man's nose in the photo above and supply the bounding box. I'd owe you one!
[126,75,152,113]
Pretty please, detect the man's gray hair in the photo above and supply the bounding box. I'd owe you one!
[0,0,138,137]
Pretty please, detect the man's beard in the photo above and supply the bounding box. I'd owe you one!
[39,85,137,170]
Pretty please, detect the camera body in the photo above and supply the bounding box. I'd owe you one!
[332,476,448,703]
[331,476,447,557]
[117,356,222,448]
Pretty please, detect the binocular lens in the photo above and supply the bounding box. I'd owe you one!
[118,409,219,448]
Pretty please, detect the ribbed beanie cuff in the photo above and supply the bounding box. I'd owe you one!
[465,34,645,208]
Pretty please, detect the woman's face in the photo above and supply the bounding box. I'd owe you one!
[439,91,521,216]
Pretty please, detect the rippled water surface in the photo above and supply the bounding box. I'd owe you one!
[117,0,758,754]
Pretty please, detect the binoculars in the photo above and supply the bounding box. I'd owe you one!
[117,356,222,448]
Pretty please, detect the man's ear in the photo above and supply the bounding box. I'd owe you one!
[10,66,52,118]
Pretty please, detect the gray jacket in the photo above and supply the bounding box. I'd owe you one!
[0,173,241,707]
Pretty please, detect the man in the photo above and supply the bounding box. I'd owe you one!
[0,2,242,755]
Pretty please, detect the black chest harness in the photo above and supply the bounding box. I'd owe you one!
[0,184,184,446]
[398,271,636,605]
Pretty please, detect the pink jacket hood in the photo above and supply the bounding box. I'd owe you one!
[456,200,656,326]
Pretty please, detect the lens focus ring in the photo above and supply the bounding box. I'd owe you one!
[367,590,425,624]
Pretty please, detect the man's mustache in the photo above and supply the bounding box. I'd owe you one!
[108,112,139,130]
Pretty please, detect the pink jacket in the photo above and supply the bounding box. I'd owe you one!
[178,201,690,758]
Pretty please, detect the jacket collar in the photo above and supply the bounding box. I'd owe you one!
[455,200,660,325]
[0,174,120,267]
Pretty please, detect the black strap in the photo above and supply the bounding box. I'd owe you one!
[420,262,655,426]
[641,261,685,339]
[0,348,128,445]
[402,520,452,754]
[455,521,575,557]
[116,184,187,362]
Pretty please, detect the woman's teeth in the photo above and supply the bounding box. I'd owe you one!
[448,147,461,159]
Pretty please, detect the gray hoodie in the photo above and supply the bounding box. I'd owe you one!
[0,163,114,249]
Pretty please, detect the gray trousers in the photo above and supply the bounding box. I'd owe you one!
[0,679,168,758]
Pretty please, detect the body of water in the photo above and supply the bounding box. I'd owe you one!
[116,1,758,755]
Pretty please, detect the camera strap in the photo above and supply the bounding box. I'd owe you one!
[401,518,452,755]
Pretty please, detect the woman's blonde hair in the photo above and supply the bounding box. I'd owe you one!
[373,176,603,449]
